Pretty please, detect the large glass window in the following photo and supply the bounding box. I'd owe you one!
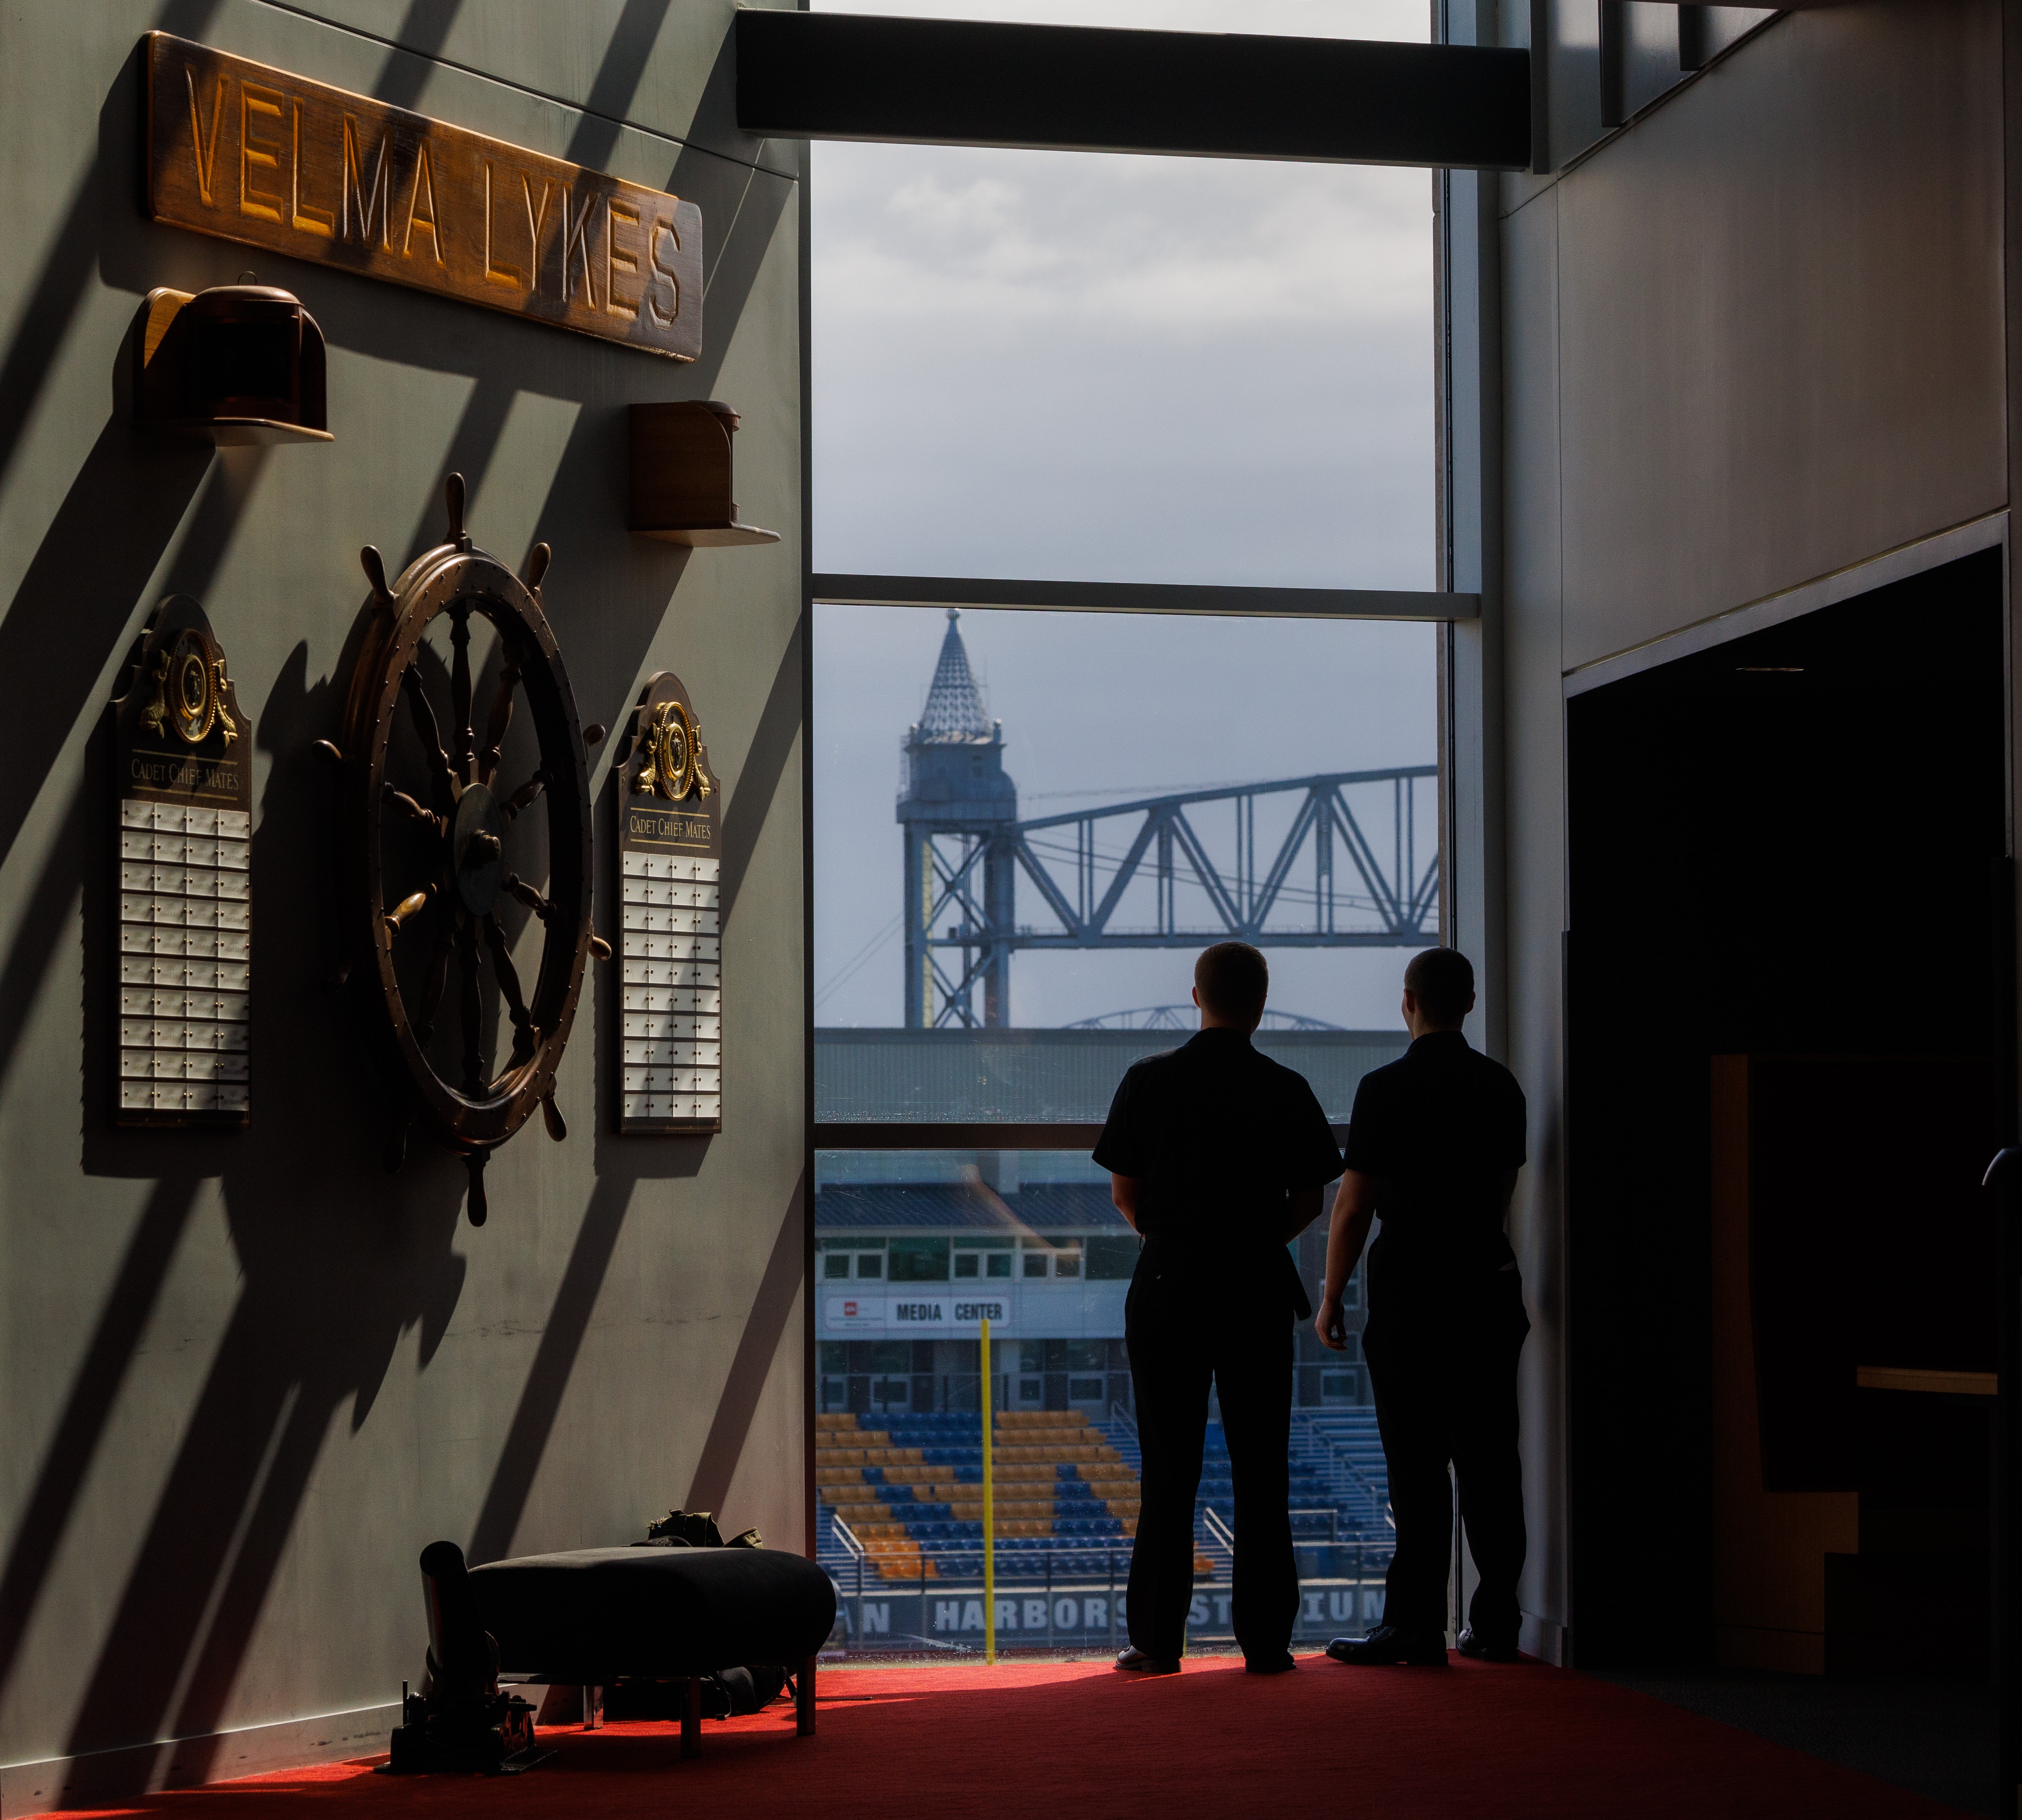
[811,0,1436,1659]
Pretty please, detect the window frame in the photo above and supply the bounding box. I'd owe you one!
[794,8,1503,1557]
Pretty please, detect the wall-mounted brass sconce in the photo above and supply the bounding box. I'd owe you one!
[628,401,780,546]
[134,283,332,445]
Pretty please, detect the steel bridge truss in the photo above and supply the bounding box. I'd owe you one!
[915,767,1440,1028]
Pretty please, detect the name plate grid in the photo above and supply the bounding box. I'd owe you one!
[118,799,251,1115]
[620,850,720,1124]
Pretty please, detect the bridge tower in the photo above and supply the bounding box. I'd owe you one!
[898,611,1017,1027]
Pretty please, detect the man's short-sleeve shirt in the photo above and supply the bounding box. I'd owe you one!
[1093,1028,1344,1263]
[1343,1029,1527,1285]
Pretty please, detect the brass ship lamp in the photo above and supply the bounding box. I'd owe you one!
[134,282,332,445]
[628,401,780,546]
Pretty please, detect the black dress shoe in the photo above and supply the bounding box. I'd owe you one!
[1244,1651,1296,1674]
[1325,1625,1447,1666]
[1114,1646,1181,1674]
[1456,1626,1519,1662]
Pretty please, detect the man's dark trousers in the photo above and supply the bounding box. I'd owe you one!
[1364,1271,1529,1643]
[1125,1264,1297,1662]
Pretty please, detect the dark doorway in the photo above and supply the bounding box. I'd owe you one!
[1565,546,2010,1675]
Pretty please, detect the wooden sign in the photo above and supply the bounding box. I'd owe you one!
[111,596,253,1127]
[143,33,703,362]
[613,674,721,1135]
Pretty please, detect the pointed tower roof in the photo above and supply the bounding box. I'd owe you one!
[915,609,993,743]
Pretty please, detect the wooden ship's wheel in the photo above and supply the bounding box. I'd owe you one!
[318,475,607,1222]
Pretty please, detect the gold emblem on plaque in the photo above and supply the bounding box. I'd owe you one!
[635,700,709,802]
[139,653,170,738]
[143,631,238,746]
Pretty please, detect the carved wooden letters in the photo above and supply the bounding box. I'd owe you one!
[144,34,704,361]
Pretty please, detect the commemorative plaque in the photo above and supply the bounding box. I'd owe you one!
[110,596,253,1126]
[613,673,721,1134]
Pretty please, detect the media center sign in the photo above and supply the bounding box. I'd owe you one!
[825,1294,1011,1335]
[821,1279,1127,1340]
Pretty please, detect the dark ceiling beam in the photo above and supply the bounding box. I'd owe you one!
[814,574,1481,623]
[735,11,1531,171]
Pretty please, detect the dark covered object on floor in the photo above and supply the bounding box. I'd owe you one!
[386,1543,541,1774]
[469,1545,836,1679]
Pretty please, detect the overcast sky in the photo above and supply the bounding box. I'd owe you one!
[809,1,1439,1030]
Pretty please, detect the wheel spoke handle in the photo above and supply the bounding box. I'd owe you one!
[401,670,457,798]
[482,914,539,1064]
[503,770,549,820]
[382,780,444,835]
[360,544,391,604]
[449,607,475,778]
[503,874,554,923]
[480,653,524,784]
[384,885,433,937]
[458,916,483,1096]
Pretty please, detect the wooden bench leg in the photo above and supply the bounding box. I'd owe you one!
[796,1654,816,1738]
[681,1677,701,1758]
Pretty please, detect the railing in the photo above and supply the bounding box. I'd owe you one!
[829,1507,867,1570]
[1200,1506,1346,1545]
[1288,1506,1342,1544]
[1105,1401,1143,1473]
[824,1509,869,1655]
[819,1371,1133,1418]
[1291,1407,1389,1529]
[1200,1505,1236,1574]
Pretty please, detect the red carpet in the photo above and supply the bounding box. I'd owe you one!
[33,1655,1971,1820]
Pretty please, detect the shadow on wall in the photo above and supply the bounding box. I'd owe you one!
[0,3,804,1795]
[0,0,225,493]
[473,606,812,1563]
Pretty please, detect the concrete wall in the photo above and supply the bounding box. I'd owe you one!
[0,2,807,1805]
[1494,0,2005,1662]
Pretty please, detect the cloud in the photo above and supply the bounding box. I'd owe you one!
[813,141,1434,588]
[822,151,1432,337]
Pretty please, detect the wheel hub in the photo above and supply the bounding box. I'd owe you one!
[451,782,505,915]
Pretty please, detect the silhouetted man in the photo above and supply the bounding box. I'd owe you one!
[1095,941,1344,1675]
[1318,947,1529,1665]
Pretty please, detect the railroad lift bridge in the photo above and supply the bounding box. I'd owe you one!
[900,611,1440,1029]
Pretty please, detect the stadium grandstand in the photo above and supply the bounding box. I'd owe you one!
[816,1405,1395,1655]
[813,1028,1409,1655]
